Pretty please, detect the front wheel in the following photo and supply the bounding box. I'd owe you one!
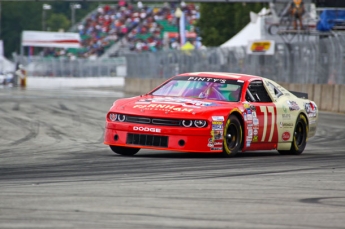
[110,145,140,156]
[278,114,308,155]
[222,115,243,157]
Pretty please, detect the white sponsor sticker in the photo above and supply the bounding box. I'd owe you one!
[212,116,224,121]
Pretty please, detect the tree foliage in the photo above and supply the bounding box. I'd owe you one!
[197,3,267,46]
[47,14,71,32]
[1,1,99,58]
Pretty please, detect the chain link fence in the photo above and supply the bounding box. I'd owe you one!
[14,33,345,84]
[13,55,127,77]
[125,33,345,85]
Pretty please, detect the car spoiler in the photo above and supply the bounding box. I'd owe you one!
[289,91,308,99]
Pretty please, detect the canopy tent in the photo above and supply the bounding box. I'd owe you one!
[0,56,15,72]
[221,8,268,48]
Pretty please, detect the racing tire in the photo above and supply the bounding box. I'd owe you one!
[110,145,140,156]
[222,115,243,157]
[278,114,308,155]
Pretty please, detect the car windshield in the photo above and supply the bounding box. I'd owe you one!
[151,76,243,102]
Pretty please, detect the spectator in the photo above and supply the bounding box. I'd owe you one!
[290,0,305,30]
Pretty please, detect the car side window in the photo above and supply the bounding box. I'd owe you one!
[267,82,283,98]
[247,80,272,102]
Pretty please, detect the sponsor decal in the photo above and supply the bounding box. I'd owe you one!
[214,130,223,140]
[252,111,257,118]
[282,132,290,141]
[247,114,253,121]
[134,104,194,112]
[253,118,259,126]
[248,129,253,136]
[187,77,226,84]
[212,124,223,130]
[252,135,258,142]
[213,141,223,146]
[282,105,288,113]
[282,113,291,120]
[211,147,222,151]
[286,100,300,111]
[211,130,223,140]
[243,103,251,109]
[253,129,258,135]
[136,97,218,107]
[246,141,251,147]
[133,126,161,133]
[305,102,317,118]
[244,113,247,121]
[281,122,294,128]
[212,116,224,121]
[207,143,214,147]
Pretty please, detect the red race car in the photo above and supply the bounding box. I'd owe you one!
[104,72,318,157]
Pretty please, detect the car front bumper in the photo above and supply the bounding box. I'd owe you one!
[104,122,223,153]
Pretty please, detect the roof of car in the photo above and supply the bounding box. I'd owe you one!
[177,72,263,82]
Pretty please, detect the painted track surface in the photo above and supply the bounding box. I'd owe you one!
[0,87,345,229]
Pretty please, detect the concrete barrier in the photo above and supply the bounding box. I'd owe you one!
[332,84,341,113]
[339,85,345,113]
[27,76,124,89]
[320,84,334,111]
[313,84,322,110]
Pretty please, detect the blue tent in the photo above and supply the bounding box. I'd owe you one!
[317,10,345,31]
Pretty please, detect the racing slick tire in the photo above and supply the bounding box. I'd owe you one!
[110,145,140,156]
[278,114,308,155]
[222,115,243,157]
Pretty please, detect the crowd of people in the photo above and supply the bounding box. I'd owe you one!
[42,1,202,59]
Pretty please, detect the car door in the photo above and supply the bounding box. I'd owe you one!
[243,80,278,148]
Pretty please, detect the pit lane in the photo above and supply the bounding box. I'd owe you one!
[0,87,344,229]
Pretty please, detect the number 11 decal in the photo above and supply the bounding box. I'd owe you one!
[260,106,275,142]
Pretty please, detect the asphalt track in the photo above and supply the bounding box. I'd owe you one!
[0,87,345,229]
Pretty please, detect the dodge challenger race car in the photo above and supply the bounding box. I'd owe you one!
[104,72,318,157]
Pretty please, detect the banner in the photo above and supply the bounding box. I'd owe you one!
[22,31,81,48]
[247,40,275,55]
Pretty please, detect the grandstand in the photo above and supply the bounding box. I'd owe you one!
[60,1,201,59]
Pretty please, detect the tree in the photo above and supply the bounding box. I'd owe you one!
[1,1,100,58]
[197,3,267,47]
[46,14,71,32]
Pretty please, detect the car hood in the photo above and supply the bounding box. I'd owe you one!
[113,95,229,117]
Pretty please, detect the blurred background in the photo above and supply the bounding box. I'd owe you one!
[1,0,345,85]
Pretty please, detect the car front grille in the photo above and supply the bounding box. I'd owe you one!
[126,116,151,124]
[125,115,181,126]
[126,133,169,148]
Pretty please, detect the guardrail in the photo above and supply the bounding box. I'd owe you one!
[14,56,127,77]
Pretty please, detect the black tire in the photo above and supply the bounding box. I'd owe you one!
[278,114,308,155]
[110,145,140,156]
[222,115,243,157]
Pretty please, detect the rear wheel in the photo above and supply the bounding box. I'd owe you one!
[279,114,308,155]
[222,115,243,157]
[110,145,140,156]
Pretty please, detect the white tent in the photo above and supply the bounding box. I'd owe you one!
[221,8,269,48]
[0,56,15,72]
